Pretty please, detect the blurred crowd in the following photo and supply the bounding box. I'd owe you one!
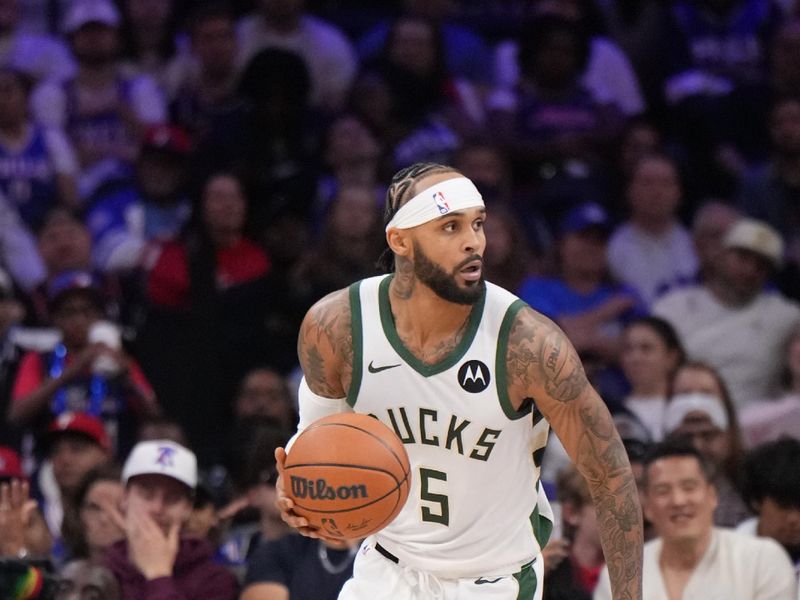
[0,0,799,597]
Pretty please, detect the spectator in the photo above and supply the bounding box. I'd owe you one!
[487,13,622,198]
[739,439,800,585]
[519,202,645,370]
[689,200,742,285]
[593,439,797,600]
[494,0,646,117]
[620,317,685,442]
[169,3,247,162]
[234,368,296,431]
[139,172,270,461]
[541,465,603,600]
[86,124,192,273]
[118,0,179,84]
[0,448,53,559]
[0,190,46,294]
[0,67,79,231]
[31,0,166,200]
[653,218,800,406]
[28,209,127,326]
[103,440,239,599]
[36,413,112,555]
[241,535,358,600]
[57,560,120,600]
[739,326,800,446]
[666,361,750,527]
[357,0,492,85]
[482,204,540,296]
[290,183,383,313]
[9,272,158,458]
[608,153,698,305]
[238,0,357,112]
[0,269,26,446]
[0,0,75,82]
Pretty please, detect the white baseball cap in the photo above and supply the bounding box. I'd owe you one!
[723,218,784,268]
[63,0,121,34]
[664,393,729,434]
[122,440,197,490]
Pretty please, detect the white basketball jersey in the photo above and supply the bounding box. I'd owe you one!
[347,275,553,579]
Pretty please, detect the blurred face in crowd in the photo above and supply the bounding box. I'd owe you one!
[71,23,119,68]
[622,323,680,394]
[124,0,172,30]
[532,30,582,89]
[0,0,18,32]
[771,22,800,90]
[717,248,772,304]
[56,561,119,600]
[38,216,93,274]
[324,116,381,169]
[51,435,109,495]
[52,293,103,347]
[559,227,609,282]
[235,368,293,425]
[202,174,247,238]
[770,99,800,158]
[137,152,186,201]
[757,498,800,548]
[0,70,27,128]
[191,15,237,77]
[484,214,514,267]
[619,123,661,176]
[329,186,379,241]
[389,18,437,77]
[124,475,192,534]
[644,455,717,545]
[692,203,740,277]
[455,146,507,198]
[81,479,125,552]
[260,0,303,23]
[627,156,681,226]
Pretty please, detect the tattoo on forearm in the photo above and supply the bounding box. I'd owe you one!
[578,403,643,600]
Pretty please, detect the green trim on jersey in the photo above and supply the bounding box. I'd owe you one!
[377,275,486,377]
[496,299,533,420]
[346,280,364,407]
[513,559,539,599]
[529,500,554,551]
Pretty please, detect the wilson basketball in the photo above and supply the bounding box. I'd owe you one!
[284,412,411,540]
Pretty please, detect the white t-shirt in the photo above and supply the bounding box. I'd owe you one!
[594,528,797,600]
[625,395,667,441]
[608,221,698,306]
[653,287,800,407]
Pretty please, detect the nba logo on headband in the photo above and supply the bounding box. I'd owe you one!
[433,191,449,215]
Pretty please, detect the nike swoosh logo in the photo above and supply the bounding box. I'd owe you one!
[368,361,401,373]
[475,577,503,585]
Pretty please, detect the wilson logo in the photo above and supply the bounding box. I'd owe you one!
[290,476,368,500]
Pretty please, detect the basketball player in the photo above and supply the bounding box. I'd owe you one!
[275,163,643,599]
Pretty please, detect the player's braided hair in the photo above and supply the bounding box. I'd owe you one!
[377,162,460,273]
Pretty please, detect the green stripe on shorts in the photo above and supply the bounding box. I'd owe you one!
[513,560,538,599]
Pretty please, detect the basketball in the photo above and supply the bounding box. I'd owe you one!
[284,412,411,540]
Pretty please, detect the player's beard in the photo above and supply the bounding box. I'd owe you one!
[412,241,485,305]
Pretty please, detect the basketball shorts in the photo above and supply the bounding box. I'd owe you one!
[338,538,543,600]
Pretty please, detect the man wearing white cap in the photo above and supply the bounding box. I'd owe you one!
[103,440,238,599]
[654,218,800,407]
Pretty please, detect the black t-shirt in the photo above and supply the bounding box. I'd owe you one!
[244,534,355,600]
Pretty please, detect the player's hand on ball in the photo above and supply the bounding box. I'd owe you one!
[274,447,331,540]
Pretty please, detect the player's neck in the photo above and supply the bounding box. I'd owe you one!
[388,275,473,341]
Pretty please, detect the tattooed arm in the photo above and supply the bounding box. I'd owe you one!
[296,288,354,398]
[506,307,643,600]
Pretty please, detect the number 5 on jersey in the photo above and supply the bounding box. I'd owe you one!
[419,467,449,526]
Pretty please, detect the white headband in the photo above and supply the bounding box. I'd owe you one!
[664,393,729,433]
[385,177,484,231]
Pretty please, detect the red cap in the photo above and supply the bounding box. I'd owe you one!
[0,446,24,479]
[142,124,192,156]
[48,412,111,452]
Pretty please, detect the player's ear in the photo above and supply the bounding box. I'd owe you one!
[387,228,411,257]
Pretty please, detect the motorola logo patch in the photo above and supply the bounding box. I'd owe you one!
[458,360,490,393]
